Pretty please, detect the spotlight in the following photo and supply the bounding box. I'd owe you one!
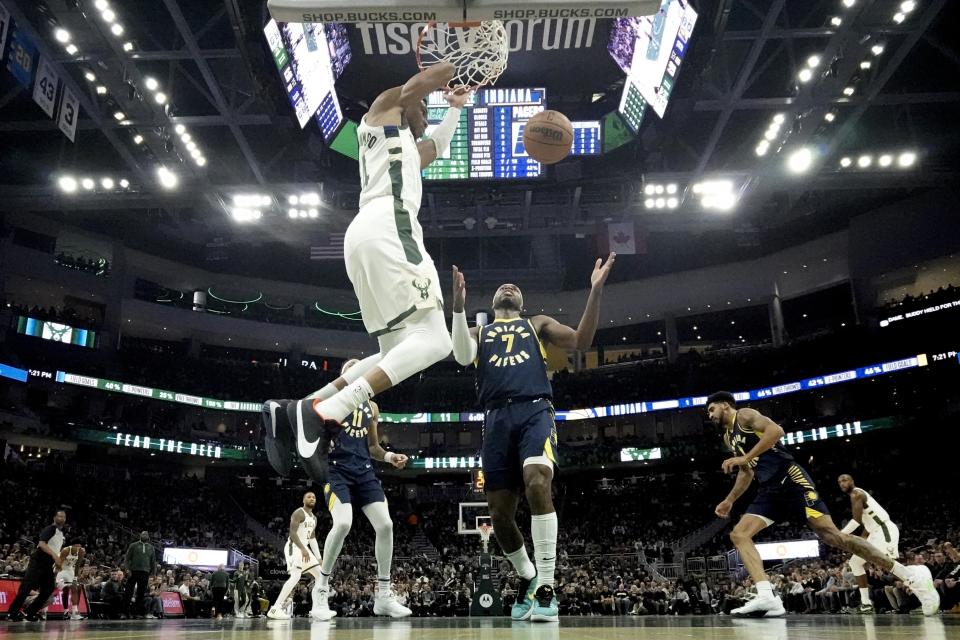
[843,86,855,96]
[654,185,664,195]
[288,209,298,218]
[196,157,207,166]
[830,16,842,26]
[133,134,143,144]
[764,128,778,141]
[58,176,78,193]
[666,198,678,209]
[840,157,852,168]
[824,112,836,122]
[145,77,159,91]
[308,209,319,218]
[857,155,872,168]
[65,44,78,55]
[96,85,107,95]
[288,195,299,205]
[897,151,916,168]
[186,141,197,152]
[113,111,125,121]
[154,92,167,105]
[711,193,736,211]
[666,183,677,194]
[123,41,134,52]
[54,28,71,43]
[81,178,95,190]
[181,133,192,143]
[798,68,813,83]
[94,0,109,9]
[84,71,96,82]
[901,0,916,11]
[301,193,320,205]
[101,8,115,22]
[110,23,124,37]
[860,60,872,69]
[842,0,855,7]
[261,195,272,206]
[157,166,178,189]
[871,44,885,56]
[101,177,115,189]
[655,198,665,208]
[755,140,770,156]
[644,184,656,196]
[892,12,905,23]
[190,148,201,159]
[787,147,814,174]
[772,113,785,125]
[878,154,893,167]
[298,210,308,218]
[807,55,821,68]
[119,179,130,188]
[644,198,655,208]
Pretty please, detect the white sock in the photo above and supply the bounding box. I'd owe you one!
[505,545,536,580]
[363,501,394,589]
[859,587,871,605]
[531,512,558,587]
[314,378,374,423]
[318,570,330,590]
[71,604,78,614]
[273,571,302,610]
[377,577,391,596]
[891,561,910,581]
[756,580,773,597]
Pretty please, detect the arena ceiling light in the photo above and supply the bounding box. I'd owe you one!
[156,166,178,190]
[857,154,872,168]
[231,209,262,223]
[797,68,813,83]
[787,147,815,174]
[145,77,159,92]
[123,41,135,52]
[824,112,836,122]
[233,194,272,208]
[81,177,95,190]
[95,85,107,95]
[110,23,124,36]
[839,157,852,168]
[898,151,917,167]
[830,16,842,26]
[65,44,78,56]
[58,176,78,193]
[54,28,71,43]
[871,44,885,56]
[843,86,855,96]
[132,134,143,145]
[842,0,856,7]
[860,60,872,70]
[693,179,737,212]
[84,71,96,82]
[94,0,109,9]
[101,177,115,189]
[878,154,893,167]
[119,179,130,189]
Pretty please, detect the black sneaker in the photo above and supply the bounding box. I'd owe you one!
[286,398,343,482]
[23,613,42,622]
[262,399,295,476]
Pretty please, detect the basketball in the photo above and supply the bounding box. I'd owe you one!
[523,110,574,165]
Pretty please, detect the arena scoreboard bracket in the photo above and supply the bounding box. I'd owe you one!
[267,0,662,24]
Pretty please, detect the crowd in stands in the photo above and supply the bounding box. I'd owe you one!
[882,284,959,313]
[3,300,102,331]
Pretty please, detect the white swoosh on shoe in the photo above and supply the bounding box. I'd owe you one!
[295,400,321,458]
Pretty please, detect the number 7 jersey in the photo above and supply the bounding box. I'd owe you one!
[475,318,553,406]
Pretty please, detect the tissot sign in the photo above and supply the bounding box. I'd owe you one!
[338,19,621,100]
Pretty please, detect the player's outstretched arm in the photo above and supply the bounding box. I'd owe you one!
[451,265,479,365]
[367,402,408,469]
[535,253,616,350]
[418,90,472,169]
[400,61,456,107]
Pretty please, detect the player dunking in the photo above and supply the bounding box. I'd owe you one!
[311,359,411,620]
[267,492,324,620]
[837,474,906,613]
[706,392,940,616]
[450,254,615,622]
[263,62,471,479]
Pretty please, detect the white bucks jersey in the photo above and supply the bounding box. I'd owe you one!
[62,548,79,571]
[292,507,316,542]
[856,488,894,534]
[357,116,423,214]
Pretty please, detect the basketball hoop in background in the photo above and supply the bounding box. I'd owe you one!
[478,523,493,553]
[416,21,509,91]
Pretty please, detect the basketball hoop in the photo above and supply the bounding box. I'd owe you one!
[416,21,509,91]
[478,523,493,553]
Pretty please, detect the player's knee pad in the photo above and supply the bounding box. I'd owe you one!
[849,554,867,576]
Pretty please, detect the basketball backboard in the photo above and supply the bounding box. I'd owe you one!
[458,501,493,535]
[268,0,661,23]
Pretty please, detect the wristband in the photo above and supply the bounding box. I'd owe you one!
[384,451,397,464]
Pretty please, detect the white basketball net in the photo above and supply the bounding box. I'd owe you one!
[417,21,509,91]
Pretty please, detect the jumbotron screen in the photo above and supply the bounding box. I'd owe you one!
[609,0,698,119]
[423,87,547,181]
[571,121,602,156]
[263,19,347,142]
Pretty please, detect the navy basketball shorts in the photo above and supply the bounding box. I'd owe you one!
[481,399,558,492]
[324,466,386,509]
[745,463,831,526]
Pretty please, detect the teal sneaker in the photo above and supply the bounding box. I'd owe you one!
[531,585,559,622]
[511,574,538,621]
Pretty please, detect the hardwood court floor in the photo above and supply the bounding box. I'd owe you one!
[0,615,957,640]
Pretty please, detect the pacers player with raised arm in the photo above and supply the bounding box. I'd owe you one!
[706,392,940,617]
[450,254,615,622]
[838,474,906,614]
[264,62,471,480]
[267,492,325,620]
[311,359,411,620]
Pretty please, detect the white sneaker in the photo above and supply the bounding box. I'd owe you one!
[145,614,157,619]
[906,565,941,616]
[69,613,85,621]
[310,589,337,621]
[267,608,291,620]
[731,593,786,617]
[373,593,412,618]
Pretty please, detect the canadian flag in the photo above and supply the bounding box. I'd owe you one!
[607,222,638,255]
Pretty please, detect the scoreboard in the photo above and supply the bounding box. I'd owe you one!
[423,87,547,181]
[571,121,602,156]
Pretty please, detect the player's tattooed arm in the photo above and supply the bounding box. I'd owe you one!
[716,466,754,517]
[736,408,786,460]
[367,402,408,469]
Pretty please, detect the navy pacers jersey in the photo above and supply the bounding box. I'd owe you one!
[330,401,374,473]
[723,411,794,483]
[476,318,553,406]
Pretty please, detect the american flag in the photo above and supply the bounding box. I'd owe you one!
[310,233,345,260]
